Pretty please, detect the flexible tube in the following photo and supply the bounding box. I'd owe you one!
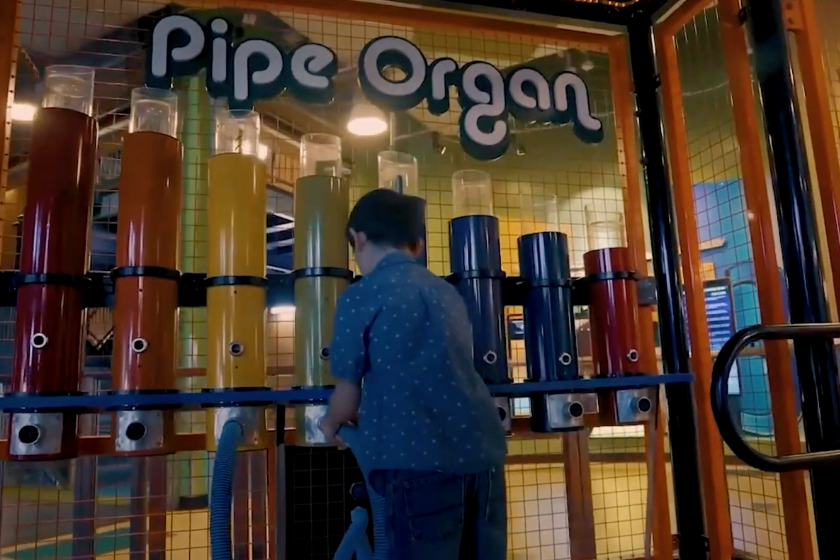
[332,507,373,560]
[210,421,244,560]
[334,425,388,560]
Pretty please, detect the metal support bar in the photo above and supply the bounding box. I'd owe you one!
[0,270,662,309]
[627,16,707,560]
[741,1,840,556]
[0,375,692,412]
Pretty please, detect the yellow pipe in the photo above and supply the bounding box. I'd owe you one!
[207,153,267,278]
[293,175,350,446]
[207,285,267,390]
[293,176,350,271]
[205,152,268,450]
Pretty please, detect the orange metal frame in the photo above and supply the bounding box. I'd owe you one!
[655,4,734,560]
[655,1,814,560]
[784,0,840,313]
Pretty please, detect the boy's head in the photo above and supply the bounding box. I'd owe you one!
[346,189,424,275]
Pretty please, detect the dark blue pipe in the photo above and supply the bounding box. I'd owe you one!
[449,215,509,384]
[519,232,579,433]
[518,232,577,382]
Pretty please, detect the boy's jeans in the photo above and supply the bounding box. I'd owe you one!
[368,466,507,560]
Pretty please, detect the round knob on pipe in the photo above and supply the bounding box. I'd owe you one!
[30,333,48,349]
[131,338,149,353]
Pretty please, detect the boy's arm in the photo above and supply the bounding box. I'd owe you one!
[320,289,374,442]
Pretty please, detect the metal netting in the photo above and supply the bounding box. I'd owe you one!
[673,6,788,559]
[0,2,666,560]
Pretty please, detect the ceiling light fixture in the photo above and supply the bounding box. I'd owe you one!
[347,102,388,136]
[11,102,37,122]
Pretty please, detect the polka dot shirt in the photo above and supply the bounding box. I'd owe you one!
[330,252,507,473]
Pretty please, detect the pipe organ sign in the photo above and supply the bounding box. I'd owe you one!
[146,14,604,160]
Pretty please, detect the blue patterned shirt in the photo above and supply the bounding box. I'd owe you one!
[330,252,507,473]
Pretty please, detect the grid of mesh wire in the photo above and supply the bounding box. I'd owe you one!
[818,0,840,165]
[673,6,787,559]
[0,1,665,560]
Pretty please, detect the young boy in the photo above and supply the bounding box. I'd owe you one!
[319,188,508,560]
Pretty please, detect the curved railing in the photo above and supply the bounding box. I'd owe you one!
[710,323,840,472]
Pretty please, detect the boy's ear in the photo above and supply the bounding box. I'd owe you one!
[348,228,367,250]
[411,238,425,258]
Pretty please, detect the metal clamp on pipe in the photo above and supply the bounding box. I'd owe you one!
[584,248,656,425]
[519,232,587,432]
[711,323,840,471]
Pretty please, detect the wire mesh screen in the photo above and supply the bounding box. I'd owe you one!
[816,0,840,221]
[0,1,666,560]
[673,6,789,559]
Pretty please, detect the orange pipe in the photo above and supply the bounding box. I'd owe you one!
[790,0,840,309]
[609,37,673,560]
[654,29,733,560]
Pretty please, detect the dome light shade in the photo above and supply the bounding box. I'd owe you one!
[347,102,388,136]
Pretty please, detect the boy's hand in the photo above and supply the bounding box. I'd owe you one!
[318,416,348,450]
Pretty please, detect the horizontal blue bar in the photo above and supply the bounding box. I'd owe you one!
[489,374,693,396]
[0,374,692,412]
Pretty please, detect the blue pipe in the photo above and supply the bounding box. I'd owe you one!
[210,421,244,560]
[332,507,373,560]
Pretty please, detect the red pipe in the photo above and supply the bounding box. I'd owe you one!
[11,108,98,460]
[584,247,643,377]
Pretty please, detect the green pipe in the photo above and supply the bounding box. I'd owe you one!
[177,74,213,498]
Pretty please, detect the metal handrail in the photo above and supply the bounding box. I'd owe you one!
[711,323,840,472]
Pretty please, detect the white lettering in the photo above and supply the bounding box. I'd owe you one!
[460,63,507,151]
[146,15,604,158]
[210,19,228,85]
[430,58,457,103]
[150,15,204,80]
[553,72,602,134]
[232,39,284,103]
[290,44,335,91]
[361,36,426,99]
[508,68,551,112]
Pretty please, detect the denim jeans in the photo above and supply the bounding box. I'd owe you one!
[368,466,507,560]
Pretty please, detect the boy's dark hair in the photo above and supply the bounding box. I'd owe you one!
[347,189,424,250]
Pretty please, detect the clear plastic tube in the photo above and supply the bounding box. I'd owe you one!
[585,206,626,250]
[130,87,178,138]
[42,65,95,117]
[300,133,342,178]
[215,108,261,157]
[452,169,493,217]
[378,151,418,196]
